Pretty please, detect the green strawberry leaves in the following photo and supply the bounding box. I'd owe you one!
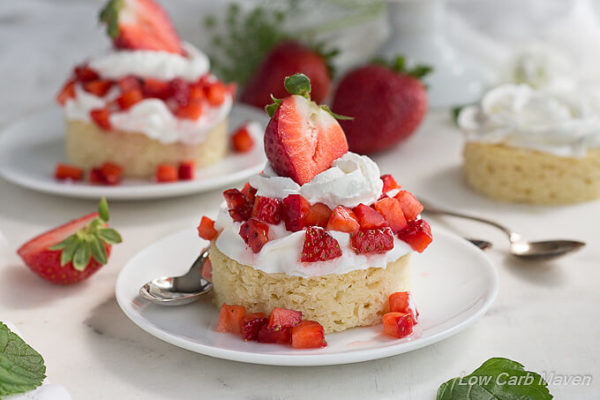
[99,0,124,39]
[0,322,46,396]
[49,197,122,271]
[374,55,433,82]
[266,74,352,120]
[437,358,553,400]
[284,74,312,98]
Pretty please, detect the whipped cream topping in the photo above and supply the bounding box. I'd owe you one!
[249,152,384,209]
[64,84,232,145]
[458,84,600,157]
[214,204,411,278]
[88,42,209,82]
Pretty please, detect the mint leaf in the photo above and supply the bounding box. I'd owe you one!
[98,197,110,222]
[0,322,46,396]
[437,357,553,400]
[96,228,122,245]
[284,74,311,98]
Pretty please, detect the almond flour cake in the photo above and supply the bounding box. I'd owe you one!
[198,74,432,334]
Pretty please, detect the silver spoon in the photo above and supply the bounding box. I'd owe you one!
[421,200,585,260]
[139,248,212,306]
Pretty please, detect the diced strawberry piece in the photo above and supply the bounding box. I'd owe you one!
[118,76,141,92]
[397,219,432,253]
[282,194,310,232]
[353,204,388,229]
[326,206,360,234]
[83,80,113,97]
[251,196,282,225]
[264,94,348,185]
[394,191,424,221]
[374,197,407,234]
[168,78,190,106]
[100,162,123,185]
[292,320,327,349]
[241,183,257,204]
[89,168,104,184]
[216,304,246,335]
[350,227,394,254]
[201,258,212,281]
[381,174,401,193]
[231,126,254,153]
[178,160,195,180]
[54,163,83,181]
[99,0,184,55]
[382,312,414,338]
[301,226,342,262]
[305,203,332,228]
[223,189,252,222]
[241,313,268,341]
[174,100,203,120]
[188,83,205,102]
[206,81,227,106]
[389,292,410,313]
[197,216,218,241]
[239,218,269,253]
[74,64,99,82]
[116,88,143,110]
[142,78,170,99]
[155,164,178,183]
[257,325,292,344]
[56,79,76,106]
[267,307,302,329]
[90,108,112,130]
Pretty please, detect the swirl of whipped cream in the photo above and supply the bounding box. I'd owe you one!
[214,204,411,277]
[88,42,209,82]
[249,152,383,209]
[458,84,600,157]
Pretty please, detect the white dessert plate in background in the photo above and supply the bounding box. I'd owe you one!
[115,225,498,366]
[0,105,268,200]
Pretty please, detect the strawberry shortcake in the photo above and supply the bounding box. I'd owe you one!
[56,0,233,179]
[198,74,432,335]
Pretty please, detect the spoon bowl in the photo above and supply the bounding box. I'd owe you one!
[139,248,212,306]
[511,240,586,260]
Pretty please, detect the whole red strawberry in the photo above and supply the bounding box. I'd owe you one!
[332,56,431,154]
[240,41,333,109]
[99,0,184,55]
[264,74,349,185]
[17,198,123,285]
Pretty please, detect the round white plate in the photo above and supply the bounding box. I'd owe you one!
[0,105,268,200]
[115,225,498,366]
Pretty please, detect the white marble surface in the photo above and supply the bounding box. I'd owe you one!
[1,1,600,399]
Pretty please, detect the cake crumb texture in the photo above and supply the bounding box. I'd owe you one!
[209,244,411,333]
[65,118,228,178]
[463,142,600,204]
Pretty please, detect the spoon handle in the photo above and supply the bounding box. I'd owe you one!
[420,200,516,241]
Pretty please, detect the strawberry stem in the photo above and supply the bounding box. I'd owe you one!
[373,55,433,82]
[283,74,311,98]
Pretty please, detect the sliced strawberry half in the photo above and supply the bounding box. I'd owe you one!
[264,74,348,185]
[99,0,184,55]
[16,198,122,285]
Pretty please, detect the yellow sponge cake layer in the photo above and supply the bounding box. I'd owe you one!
[463,142,600,204]
[65,118,228,179]
[209,243,411,334]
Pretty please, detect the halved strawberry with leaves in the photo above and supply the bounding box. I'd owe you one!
[99,0,184,55]
[264,74,350,185]
[16,198,122,285]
